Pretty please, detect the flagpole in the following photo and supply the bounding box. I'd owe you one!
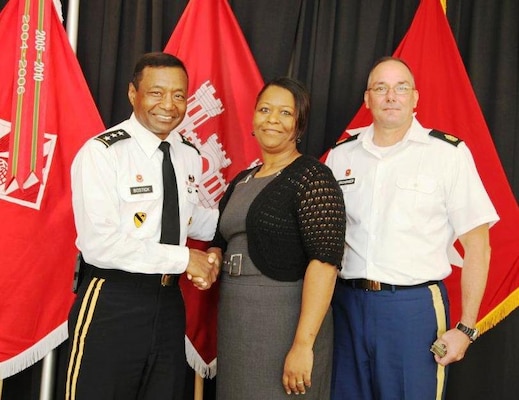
[194,374,204,400]
[65,0,80,52]
[36,0,76,398]
[37,2,81,399]
[39,349,56,400]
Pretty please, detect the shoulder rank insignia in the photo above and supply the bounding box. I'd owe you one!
[95,129,131,147]
[429,130,462,147]
[334,133,359,148]
[180,134,201,155]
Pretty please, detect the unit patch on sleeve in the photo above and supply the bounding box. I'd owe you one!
[95,129,131,147]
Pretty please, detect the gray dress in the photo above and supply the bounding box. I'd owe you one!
[216,172,333,400]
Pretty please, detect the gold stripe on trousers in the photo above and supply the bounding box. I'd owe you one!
[65,277,105,400]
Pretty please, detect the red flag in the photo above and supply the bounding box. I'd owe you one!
[0,0,105,378]
[164,0,263,377]
[335,0,519,333]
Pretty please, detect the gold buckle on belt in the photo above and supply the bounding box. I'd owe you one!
[161,274,173,286]
[365,280,381,291]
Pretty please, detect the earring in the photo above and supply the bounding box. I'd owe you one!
[251,131,255,136]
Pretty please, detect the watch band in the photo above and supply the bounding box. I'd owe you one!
[455,322,479,342]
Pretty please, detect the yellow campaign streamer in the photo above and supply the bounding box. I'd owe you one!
[9,0,32,179]
[8,0,50,187]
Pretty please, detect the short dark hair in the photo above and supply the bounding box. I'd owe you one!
[256,77,310,141]
[131,52,188,89]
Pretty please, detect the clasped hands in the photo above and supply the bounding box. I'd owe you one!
[186,247,222,290]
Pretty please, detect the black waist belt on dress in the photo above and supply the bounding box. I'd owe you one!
[337,278,438,291]
[85,263,179,287]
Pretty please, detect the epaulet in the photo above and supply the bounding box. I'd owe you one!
[333,134,359,148]
[428,130,462,147]
[94,129,131,148]
[180,134,201,155]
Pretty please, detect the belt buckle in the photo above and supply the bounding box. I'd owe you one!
[161,274,172,287]
[228,254,242,276]
[367,280,381,291]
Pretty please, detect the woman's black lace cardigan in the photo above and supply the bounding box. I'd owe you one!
[211,155,346,281]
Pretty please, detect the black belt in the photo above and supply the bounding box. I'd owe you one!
[86,264,179,287]
[338,278,438,291]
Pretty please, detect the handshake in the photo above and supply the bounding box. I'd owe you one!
[185,247,222,290]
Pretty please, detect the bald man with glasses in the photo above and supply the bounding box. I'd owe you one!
[325,56,498,400]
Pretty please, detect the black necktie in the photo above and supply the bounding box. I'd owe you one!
[158,141,180,245]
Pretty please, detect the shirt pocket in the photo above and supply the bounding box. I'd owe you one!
[119,176,162,204]
[395,174,440,228]
[117,174,162,236]
[396,174,437,194]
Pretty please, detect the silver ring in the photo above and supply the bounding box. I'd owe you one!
[297,381,304,385]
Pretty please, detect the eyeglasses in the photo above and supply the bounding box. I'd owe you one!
[368,84,414,95]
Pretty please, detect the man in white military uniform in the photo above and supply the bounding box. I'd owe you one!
[66,52,219,400]
[326,57,499,400]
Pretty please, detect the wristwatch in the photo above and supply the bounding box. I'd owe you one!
[455,322,479,342]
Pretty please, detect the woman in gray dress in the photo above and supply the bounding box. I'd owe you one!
[209,77,346,399]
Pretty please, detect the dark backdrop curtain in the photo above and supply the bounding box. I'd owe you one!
[1,0,518,399]
[59,0,519,199]
[447,0,519,204]
[290,0,423,159]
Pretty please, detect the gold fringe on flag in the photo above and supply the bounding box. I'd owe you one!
[476,287,519,335]
[440,0,447,14]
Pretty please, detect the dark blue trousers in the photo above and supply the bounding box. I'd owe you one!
[331,280,449,400]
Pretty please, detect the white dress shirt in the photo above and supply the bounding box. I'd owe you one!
[71,113,218,274]
[325,117,499,285]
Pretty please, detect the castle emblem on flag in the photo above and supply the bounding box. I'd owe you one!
[0,118,57,210]
[177,80,234,209]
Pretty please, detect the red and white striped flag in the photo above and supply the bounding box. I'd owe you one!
[164,0,263,377]
[0,0,105,378]
[334,0,519,333]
